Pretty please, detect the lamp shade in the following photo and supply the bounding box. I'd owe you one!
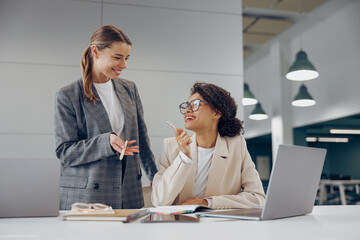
[249,103,268,120]
[286,50,319,81]
[292,84,316,107]
[242,83,258,106]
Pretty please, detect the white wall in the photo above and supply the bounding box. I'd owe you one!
[0,0,244,185]
[243,0,360,139]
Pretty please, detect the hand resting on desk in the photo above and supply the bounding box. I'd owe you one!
[181,197,208,206]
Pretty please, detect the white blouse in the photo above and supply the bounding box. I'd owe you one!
[93,80,125,139]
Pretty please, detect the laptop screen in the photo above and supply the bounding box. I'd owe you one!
[261,145,326,220]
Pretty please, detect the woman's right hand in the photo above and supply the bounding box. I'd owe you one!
[109,133,139,155]
[175,128,192,158]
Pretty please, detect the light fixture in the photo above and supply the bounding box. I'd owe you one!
[286,0,319,81]
[249,103,268,120]
[242,83,258,106]
[292,84,316,107]
[305,137,317,142]
[330,129,360,134]
[318,137,349,143]
[286,50,319,81]
[305,137,349,143]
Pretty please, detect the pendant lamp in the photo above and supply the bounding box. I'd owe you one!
[286,0,319,81]
[249,103,268,120]
[242,83,258,106]
[292,84,316,107]
[286,50,319,81]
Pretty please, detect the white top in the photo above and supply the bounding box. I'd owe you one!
[93,80,125,139]
[179,146,214,205]
[193,146,214,198]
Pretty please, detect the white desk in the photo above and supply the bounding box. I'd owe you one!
[0,206,359,240]
[319,179,360,205]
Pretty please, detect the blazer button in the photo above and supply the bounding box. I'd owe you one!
[93,183,99,190]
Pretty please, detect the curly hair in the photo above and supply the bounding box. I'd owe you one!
[190,82,244,137]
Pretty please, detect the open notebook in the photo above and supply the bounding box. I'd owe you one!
[148,205,211,215]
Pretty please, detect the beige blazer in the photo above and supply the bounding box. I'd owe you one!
[151,134,266,208]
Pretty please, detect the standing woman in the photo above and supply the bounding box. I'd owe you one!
[55,25,157,210]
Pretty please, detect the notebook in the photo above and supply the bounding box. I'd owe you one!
[197,144,327,221]
[0,158,61,218]
[63,209,149,222]
[148,205,211,215]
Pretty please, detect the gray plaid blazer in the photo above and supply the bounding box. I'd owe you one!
[54,78,157,210]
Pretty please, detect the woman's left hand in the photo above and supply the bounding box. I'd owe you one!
[180,197,208,206]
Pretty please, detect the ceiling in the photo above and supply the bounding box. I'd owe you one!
[242,0,327,58]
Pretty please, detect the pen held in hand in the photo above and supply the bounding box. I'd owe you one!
[166,120,183,136]
[120,140,128,160]
[166,120,176,130]
[167,120,192,146]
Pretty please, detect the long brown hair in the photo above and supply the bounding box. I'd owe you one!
[81,25,132,103]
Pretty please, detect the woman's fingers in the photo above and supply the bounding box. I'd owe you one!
[177,131,192,146]
[178,136,189,145]
[127,140,137,146]
[110,139,123,153]
[111,144,122,153]
[175,130,191,158]
[176,130,187,141]
[109,134,140,155]
[175,128,183,137]
[125,146,140,153]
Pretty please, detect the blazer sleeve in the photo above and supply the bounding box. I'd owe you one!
[211,137,266,209]
[133,84,158,181]
[54,89,115,167]
[151,138,193,206]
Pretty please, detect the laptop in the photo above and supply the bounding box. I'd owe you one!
[0,158,61,218]
[198,144,327,220]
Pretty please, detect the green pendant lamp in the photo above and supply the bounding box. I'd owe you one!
[292,84,316,107]
[249,103,268,120]
[286,50,319,81]
[242,83,258,106]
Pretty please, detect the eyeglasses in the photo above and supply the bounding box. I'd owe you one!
[179,99,208,115]
[71,202,113,213]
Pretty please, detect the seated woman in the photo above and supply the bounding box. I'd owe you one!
[151,82,266,208]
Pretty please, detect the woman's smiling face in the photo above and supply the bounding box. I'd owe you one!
[183,93,220,133]
[93,41,131,82]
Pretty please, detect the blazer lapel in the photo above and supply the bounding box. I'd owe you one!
[204,134,230,197]
[81,80,112,134]
[178,134,198,203]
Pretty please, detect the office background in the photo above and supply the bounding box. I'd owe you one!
[243,0,360,181]
[0,0,359,187]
